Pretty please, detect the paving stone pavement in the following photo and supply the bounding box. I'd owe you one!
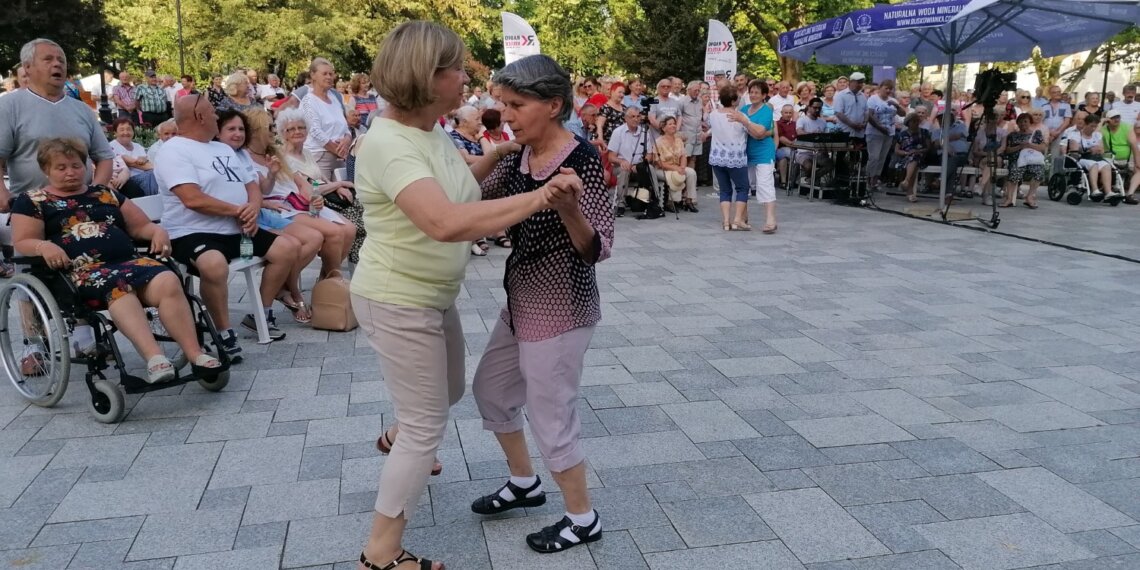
[3,193,1140,569]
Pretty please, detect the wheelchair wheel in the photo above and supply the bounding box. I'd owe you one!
[1047,175,1066,201]
[1066,192,1084,205]
[89,378,126,423]
[197,370,229,392]
[0,274,70,407]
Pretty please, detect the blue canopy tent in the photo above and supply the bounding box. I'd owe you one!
[778,0,1140,212]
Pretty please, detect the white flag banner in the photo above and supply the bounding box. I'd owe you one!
[501,12,540,65]
[703,20,737,83]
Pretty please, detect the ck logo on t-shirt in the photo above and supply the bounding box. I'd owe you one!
[211,156,243,183]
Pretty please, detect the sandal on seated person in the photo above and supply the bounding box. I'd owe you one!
[359,550,443,570]
[146,355,176,384]
[190,354,222,378]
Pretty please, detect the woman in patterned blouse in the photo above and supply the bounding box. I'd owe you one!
[468,54,615,555]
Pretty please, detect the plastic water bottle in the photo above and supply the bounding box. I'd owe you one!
[239,233,254,259]
[309,179,321,217]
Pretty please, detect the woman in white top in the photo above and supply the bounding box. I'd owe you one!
[216,108,319,324]
[108,117,158,197]
[1068,114,1115,198]
[708,84,750,231]
[252,108,357,288]
[279,108,366,272]
[300,57,352,181]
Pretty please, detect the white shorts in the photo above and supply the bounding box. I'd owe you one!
[752,163,776,204]
[1078,158,1111,170]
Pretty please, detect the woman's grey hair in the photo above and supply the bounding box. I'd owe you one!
[455,105,480,124]
[274,107,307,133]
[309,57,333,74]
[493,55,573,123]
[222,72,248,97]
[20,38,63,67]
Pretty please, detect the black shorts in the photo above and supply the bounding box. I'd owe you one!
[171,231,277,269]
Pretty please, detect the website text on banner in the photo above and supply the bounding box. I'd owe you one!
[704,20,737,83]
[502,12,541,65]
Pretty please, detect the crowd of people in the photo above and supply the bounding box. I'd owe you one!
[6,26,1140,570]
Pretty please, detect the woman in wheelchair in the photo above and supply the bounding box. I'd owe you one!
[10,138,222,384]
[1068,114,1117,200]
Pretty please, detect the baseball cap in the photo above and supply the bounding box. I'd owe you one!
[849,72,866,81]
[1107,109,1122,119]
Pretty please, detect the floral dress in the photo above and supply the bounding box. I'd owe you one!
[599,103,627,143]
[12,186,168,309]
[892,128,930,169]
[1006,130,1046,184]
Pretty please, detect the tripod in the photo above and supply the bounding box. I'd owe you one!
[943,109,1000,229]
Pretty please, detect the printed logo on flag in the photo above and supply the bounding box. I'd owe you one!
[504,34,536,48]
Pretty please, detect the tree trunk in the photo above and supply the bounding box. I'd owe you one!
[1063,45,1105,92]
[780,56,803,84]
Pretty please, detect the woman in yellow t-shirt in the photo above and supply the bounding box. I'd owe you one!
[351,21,581,570]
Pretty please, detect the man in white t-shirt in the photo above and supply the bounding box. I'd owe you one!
[155,94,299,357]
[768,81,796,117]
[1111,84,1140,126]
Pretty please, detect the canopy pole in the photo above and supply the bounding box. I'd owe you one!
[938,22,957,214]
[1101,45,1111,110]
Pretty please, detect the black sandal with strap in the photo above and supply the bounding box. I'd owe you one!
[359,550,442,570]
[525,514,603,553]
[471,478,546,515]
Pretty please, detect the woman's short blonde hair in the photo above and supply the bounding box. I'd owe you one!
[372,20,465,111]
[223,72,248,98]
[37,138,88,171]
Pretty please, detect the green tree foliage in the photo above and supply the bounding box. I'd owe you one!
[734,0,872,84]
[1,0,113,74]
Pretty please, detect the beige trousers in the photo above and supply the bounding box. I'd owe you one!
[351,295,465,518]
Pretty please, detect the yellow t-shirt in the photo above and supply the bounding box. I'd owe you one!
[350,118,480,310]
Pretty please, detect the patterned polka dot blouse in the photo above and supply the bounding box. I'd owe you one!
[481,136,615,342]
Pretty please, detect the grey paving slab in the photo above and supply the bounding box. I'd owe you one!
[242,479,341,525]
[644,540,805,569]
[207,435,304,489]
[981,402,1105,432]
[746,487,890,563]
[172,546,281,570]
[661,495,776,547]
[977,467,1137,533]
[785,414,916,448]
[849,389,956,425]
[657,400,760,443]
[802,463,921,506]
[915,512,1095,569]
[127,508,242,561]
[4,198,1140,569]
[580,431,703,469]
[889,438,1001,476]
[910,473,1027,520]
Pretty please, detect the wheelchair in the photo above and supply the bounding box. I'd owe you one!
[0,255,232,423]
[1047,153,1125,206]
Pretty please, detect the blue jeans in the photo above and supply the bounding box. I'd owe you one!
[713,165,750,202]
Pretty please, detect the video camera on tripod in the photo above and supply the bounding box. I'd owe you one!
[973,69,1018,117]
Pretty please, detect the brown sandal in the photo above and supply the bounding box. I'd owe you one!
[360,550,443,570]
[376,428,443,476]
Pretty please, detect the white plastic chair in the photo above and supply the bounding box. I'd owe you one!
[133,196,273,344]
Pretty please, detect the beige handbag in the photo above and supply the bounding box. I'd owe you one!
[310,276,359,331]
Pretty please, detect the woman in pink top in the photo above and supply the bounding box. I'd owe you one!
[468,54,614,555]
